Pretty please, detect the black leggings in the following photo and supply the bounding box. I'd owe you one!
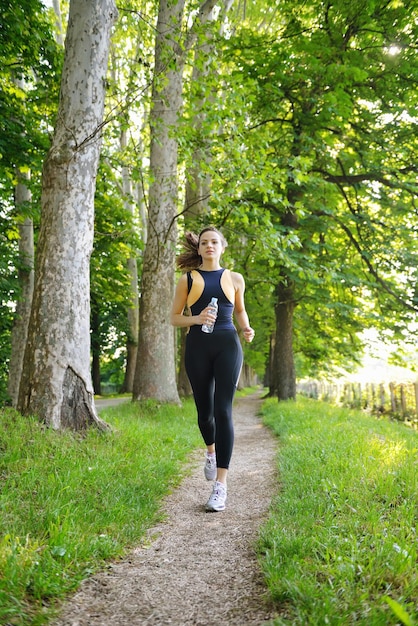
[185,330,243,469]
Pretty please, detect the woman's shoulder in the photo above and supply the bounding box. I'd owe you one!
[226,269,245,291]
[178,269,199,280]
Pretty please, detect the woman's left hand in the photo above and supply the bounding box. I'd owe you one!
[242,326,255,343]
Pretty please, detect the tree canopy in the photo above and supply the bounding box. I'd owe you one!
[0,0,417,412]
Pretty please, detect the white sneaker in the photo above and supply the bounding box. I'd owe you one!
[205,481,227,512]
[204,452,217,481]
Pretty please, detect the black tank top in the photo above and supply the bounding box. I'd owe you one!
[189,269,235,332]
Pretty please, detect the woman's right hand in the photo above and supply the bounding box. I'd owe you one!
[196,305,217,327]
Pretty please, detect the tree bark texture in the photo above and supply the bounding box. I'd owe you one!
[133,0,186,404]
[17,0,117,429]
[238,362,258,390]
[132,0,221,402]
[177,326,192,397]
[121,257,139,393]
[8,174,34,407]
[184,0,233,217]
[119,129,139,394]
[273,282,297,401]
[52,0,64,46]
[90,303,101,395]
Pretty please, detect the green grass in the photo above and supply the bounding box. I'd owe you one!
[259,396,418,626]
[3,391,417,625]
[0,398,202,625]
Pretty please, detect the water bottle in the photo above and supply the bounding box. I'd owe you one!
[202,297,218,333]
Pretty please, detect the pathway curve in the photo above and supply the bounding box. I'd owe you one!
[52,392,279,625]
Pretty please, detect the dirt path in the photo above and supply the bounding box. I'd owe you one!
[52,392,279,625]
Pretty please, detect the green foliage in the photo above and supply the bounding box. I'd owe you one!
[384,596,415,626]
[259,396,418,624]
[91,159,143,368]
[0,0,62,171]
[0,303,14,405]
[0,208,19,404]
[0,0,62,406]
[2,0,417,397]
[177,0,418,380]
[99,352,126,388]
[0,398,202,624]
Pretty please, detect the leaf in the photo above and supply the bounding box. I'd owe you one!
[383,596,415,626]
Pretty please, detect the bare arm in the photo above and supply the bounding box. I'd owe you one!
[232,272,255,343]
[170,274,216,328]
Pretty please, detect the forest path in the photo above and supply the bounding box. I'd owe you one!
[52,392,279,625]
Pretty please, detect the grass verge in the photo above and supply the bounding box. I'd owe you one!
[259,396,418,626]
[0,397,202,625]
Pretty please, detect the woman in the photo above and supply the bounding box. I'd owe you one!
[170,227,255,512]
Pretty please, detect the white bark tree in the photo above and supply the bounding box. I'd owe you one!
[8,1,67,408]
[178,0,234,397]
[17,0,118,429]
[120,128,139,394]
[133,0,218,403]
[7,173,34,407]
[132,0,186,404]
[52,0,64,46]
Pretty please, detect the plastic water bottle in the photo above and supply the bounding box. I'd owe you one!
[202,297,218,333]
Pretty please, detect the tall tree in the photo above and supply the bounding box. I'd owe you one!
[7,0,66,407]
[132,0,186,403]
[90,158,143,394]
[132,0,218,402]
[7,171,34,407]
[120,132,140,394]
[176,3,229,398]
[208,0,418,398]
[100,2,155,395]
[17,0,118,428]
[1,0,62,403]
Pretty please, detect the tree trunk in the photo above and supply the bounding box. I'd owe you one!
[270,182,301,401]
[8,172,34,407]
[178,1,229,397]
[132,0,219,403]
[123,177,146,395]
[264,333,274,390]
[122,335,137,393]
[52,0,64,46]
[120,257,139,393]
[238,362,257,390]
[272,281,297,400]
[184,0,232,219]
[90,303,101,395]
[17,0,117,429]
[132,0,187,403]
[119,129,139,394]
[177,326,192,397]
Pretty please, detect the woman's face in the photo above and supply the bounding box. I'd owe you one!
[198,230,224,260]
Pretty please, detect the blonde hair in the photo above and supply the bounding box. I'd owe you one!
[176,227,228,271]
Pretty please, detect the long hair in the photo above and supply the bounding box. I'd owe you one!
[176,227,228,271]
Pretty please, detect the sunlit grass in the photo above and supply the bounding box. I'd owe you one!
[2,390,417,625]
[0,398,202,625]
[259,396,418,625]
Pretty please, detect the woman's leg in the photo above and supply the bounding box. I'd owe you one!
[185,335,216,447]
[212,332,243,479]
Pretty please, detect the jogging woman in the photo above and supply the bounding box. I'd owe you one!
[170,227,254,512]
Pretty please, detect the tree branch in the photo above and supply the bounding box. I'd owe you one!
[316,208,418,313]
[313,166,418,192]
[183,0,219,51]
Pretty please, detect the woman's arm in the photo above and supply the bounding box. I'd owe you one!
[170,274,215,328]
[231,272,255,343]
